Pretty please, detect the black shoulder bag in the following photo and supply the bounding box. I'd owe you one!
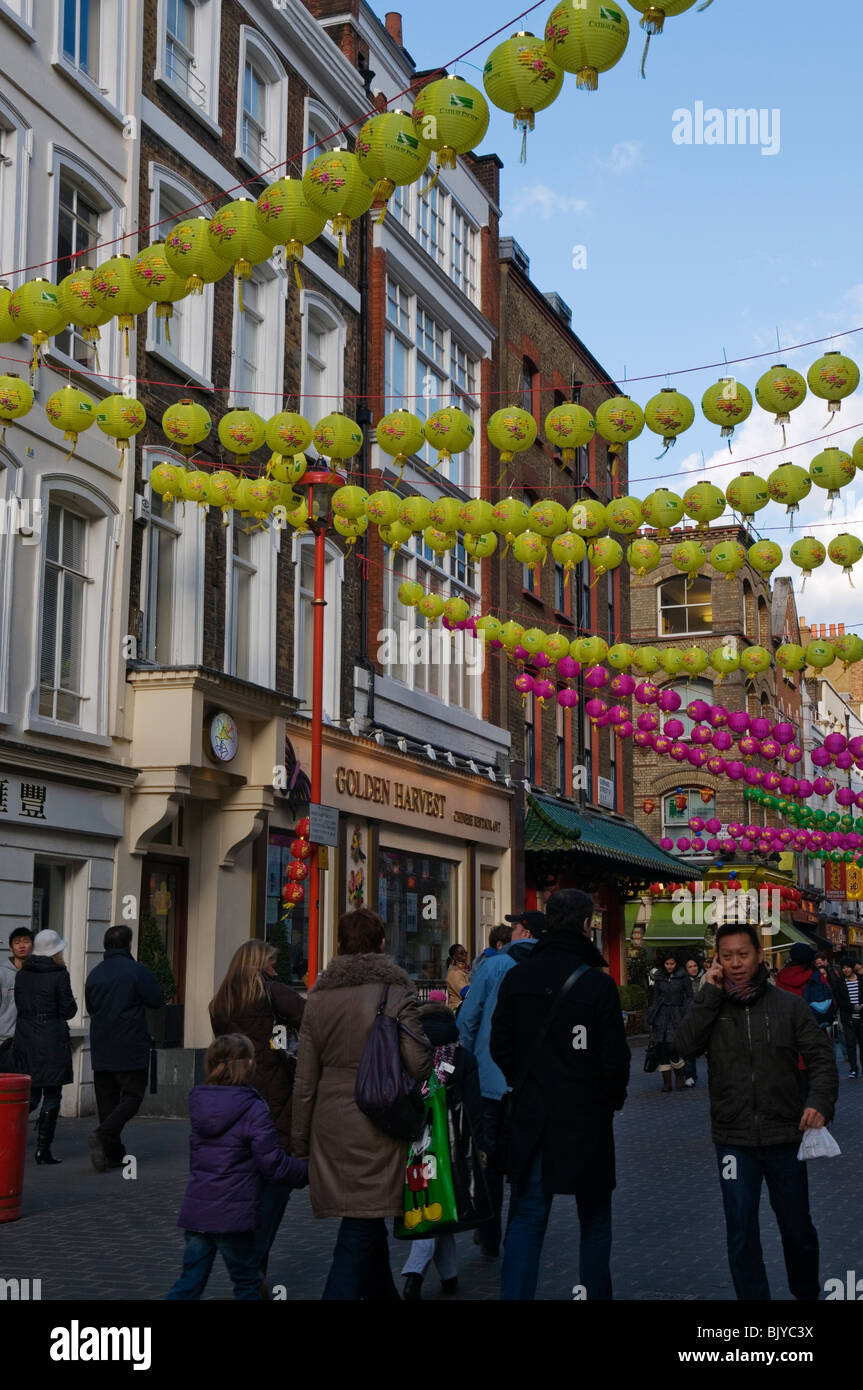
[264,981,299,1082]
[492,963,590,1176]
[355,984,430,1142]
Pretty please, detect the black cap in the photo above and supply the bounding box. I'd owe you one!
[9,926,34,945]
[505,910,546,936]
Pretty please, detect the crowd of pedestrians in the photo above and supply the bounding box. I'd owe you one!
[0,898,852,1302]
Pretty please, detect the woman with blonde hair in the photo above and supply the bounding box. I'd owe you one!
[210,939,304,1292]
[10,929,77,1164]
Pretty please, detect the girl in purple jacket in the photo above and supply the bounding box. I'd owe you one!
[166,1034,308,1301]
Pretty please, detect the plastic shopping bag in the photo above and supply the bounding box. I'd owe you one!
[394,1074,458,1239]
[797,1126,842,1160]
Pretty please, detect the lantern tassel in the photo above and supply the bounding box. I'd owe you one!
[63,431,77,462]
[696,0,714,9]
[293,260,303,294]
[0,425,6,445]
[640,32,651,78]
[419,166,441,198]
[519,123,528,165]
[847,572,855,588]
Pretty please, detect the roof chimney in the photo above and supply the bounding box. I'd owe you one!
[839,622,845,636]
[820,623,826,638]
[385,11,403,46]
[829,623,836,637]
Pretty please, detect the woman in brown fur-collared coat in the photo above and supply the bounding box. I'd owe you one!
[291,908,431,1300]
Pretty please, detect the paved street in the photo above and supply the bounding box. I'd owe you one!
[3,1042,861,1302]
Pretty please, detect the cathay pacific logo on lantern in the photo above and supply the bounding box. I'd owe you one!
[672,102,781,157]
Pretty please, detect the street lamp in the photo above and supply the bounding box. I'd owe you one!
[304,463,345,987]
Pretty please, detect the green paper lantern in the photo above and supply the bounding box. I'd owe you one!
[218,409,267,459]
[588,536,623,578]
[332,485,370,521]
[766,461,811,518]
[671,539,707,582]
[464,531,498,558]
[569,499,608,537]
[804,639,835,671]
[355,111,431,213]
[701,377,753,441]
[643,388,694,451]
[710,540,746,579]
[726,471,769,521]
[827,533,863,581]
[398,495,433,532]
[626,537,661,576]
[488,405,538,463]
[376,409,425,476]
[834,632,863,668]
[641,488,684,536]
[594,394,644,457]
[658,648,684,676]
[476,615,503,642]
[606,496,643,536]
[755,363,807,426]
[632,645,661,674]
[740,646,771,677]
[418,592,445,620]
[544,0,630,91]
[789,536,826,583]
[482,33,563,154]
[573,636,608,665]
[551,531,586,572]
[301,151,376,263]
[543,402,595,462]
[528,499,568,537]
[512,530,548,566]
[424,406,474,467]
[254,178,327,280]
[710,644,740,680]
[775,643,806,673]
[682,480,726,529]
[748,540,783,577]
[608,642,636,670]
[458,499,495,536]
[808,447,855,501]
[807,351,859,417]
[500,621,525,651]
[365,490,401,526]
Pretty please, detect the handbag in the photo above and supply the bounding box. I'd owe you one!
[394,1074,459,1238]
[492,962,590,1176]
[447,1081,493,1230]
[355,984,428,1142]
[264,981,299,1082]
[643,1040,660,1073]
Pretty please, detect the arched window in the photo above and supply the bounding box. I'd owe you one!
[156,0,221,131]
[659,576,712,635]
[148,165,215,383]
[293,535,343,723]
[758,595,769,647]
[236,27,289,177]
[300,290,346,418]
[51,149,124,375]
[663,788,716,847]
[0,93,30,287]
[668,677,714,737]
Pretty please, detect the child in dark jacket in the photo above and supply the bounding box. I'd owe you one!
[166,1033,308,1301]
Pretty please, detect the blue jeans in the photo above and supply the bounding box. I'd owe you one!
[322,1218,399,1301]
[166,1230,261,1300]
[715,1143,820,1301]
[500,1153,613,1301]
[401,1232,458,1281]
[255,1181,291,1273]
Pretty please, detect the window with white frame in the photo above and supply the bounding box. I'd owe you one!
[417,174,446,268]
[0,452,18,716]
[391,178,411,232]
[663,788,716,848]
[148,169,214,382]
[236,27,288,177]
[158,0,221,128]
[0,96,30,288]
[380,533,481,715]
[522,491,536,593]
[665,678,714,738]
[61,0,99,80]
[294,537,342,721]
[0,0,33,27]
[658,575,713,636]
[228,521,255,681]
[385,277,479,490]
[303,99,338,169]
[50,154,123,375]
[450,203,477,301]
[141,449,205,667]
[301,293,345,419]
[57,0,125,109]
[231,263,283,411]
[224,515,279,687]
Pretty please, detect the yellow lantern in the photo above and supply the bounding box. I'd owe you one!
[418,592,446,620]
[710,539,746,580]
[332,485,370,522]
[803,638,834,671]
[218,409,267,460]
[605,496,643,536]
[710,643,740,681]
[333,514,368,548]
[90,254,151,355]
[209,470,239,522]
[313,412,363,469]
[544,0,630,90]
[149,462,186,505]
[265,412,313,472]
[422,526,457,556]
[44,385,95,458]
[244,477,283,523]
[301,150,376,267]
[608,642,636,670]
[682,479,726,528]
[207,199,275,307]
[767,461,811,521]
[162,399,212,457]
[132,242,190,344]
[95,394,146,468]
[789,535,826,589]
[398,580,426,608]
[701,377,753,445]
[500,621,525,651]
[254,179,327,290]
[569,499,608,537]
[552,532,587,572]
[0,373,34,443]
[458,499,495,536]
[633,645,660,673]
[512,530,548,567]
[365,491,402,526]
[755,363,807,437]
[488,406,537,462]
[853,437,863,474]
[482,33,563,160]
[543,402,595,465]
[658,648,684,677]
[748,539,783,578]
[626,537,661,576]
[428,497,463,532]
[641,488,684,536]
[398,495,433,532]
[807,351,859,419]
[644,387,694,454]
[355,112,431,221]
[464,531,498,559]
[627,1,698,76]
[827,533,863,585]
[671,539,707,583]
[424,406,474,468]
[808,447,855,503]
[573,636,608,665]
[165,218,233,294]
[0,285,19,343]
[376,409,425,480]
[725,471,769,521]
[491,496,531,551]
[588,536,623,582]
[270,453,308,487]
[594,395,644,459]
[380,520,414,551]
[528,500,568,537]
[412,76,490,182]
[285,496,310,532]
[8,279,67,368]
[58,268,113,367]
[180,469,213,512]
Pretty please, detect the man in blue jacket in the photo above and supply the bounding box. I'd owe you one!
[456,911,543,1257]
[85,924,165,1171]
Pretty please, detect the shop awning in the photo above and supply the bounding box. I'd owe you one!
[761,920,819,953]
[525,793,703,882]
[624,901,711,945]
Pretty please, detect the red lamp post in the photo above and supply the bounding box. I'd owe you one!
[303,466,344,987]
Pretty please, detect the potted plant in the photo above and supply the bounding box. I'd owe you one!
[138,909,182,1046]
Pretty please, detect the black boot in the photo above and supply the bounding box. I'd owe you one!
[661,1070,672,1093]
[674,1067,686,1091]
[35,1108,61,1165]
[403,1274,423,1300]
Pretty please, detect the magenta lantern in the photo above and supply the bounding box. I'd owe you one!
[848,735,863,759]
[585,665,609,689]
[534,652,551,670]
[739,735,760,758]
[514,673,535,695]
[760,739,781,760]
[633,730,655,748]
[534,679,556,702]
[845,833,861,849]
[610,672,635,696]
[835,751,854,771]
[706,836,722,852]
[810,831,826,847]
[664,718,685,739]
[856,791,863,810]
[691,837,706,852]
[615,721,634,739]
[772,722,794,745]
[637,711,660,732]
[739,837,753,852]
[705,817,722,834]
[777,829,793,844]
[745,767,764,786]
[670,741,689,761]
[728,710,750,735]
[607,704,628,725]
[828,832,844,849]
[727,823,744,838]
[660,837,674,851]
[783,744,803,764]
[726,761,745,781]
[676,837,692,851]
[707,756,727,775]
[779,776,797,795]
[688,748,709,767]
[712,729,733,751]
[557,687,579,708]
[837,787,856,806]
[513,645,529,664]
[686,699,710,722]
[658,689,682,712]
[585,697,607,720]
[811,746,831,767]
[653,735,671,755]
[750,717,771,740]
[691,725,713,746]
[635,681,659,705]
[744,825,761,839]
[813,777,834,797]
[688,816,705,832]
[558,656,580,680]
[824,732,848,756]
[763,772,781,791]
[719,838,736,854]
[708,705,729,728]
[796,778,814,798]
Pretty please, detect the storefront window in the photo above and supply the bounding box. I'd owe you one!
[266,830,308,981]
[378,847,457,980]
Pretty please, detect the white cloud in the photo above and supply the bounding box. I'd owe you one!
[508,184,588,221]
[595,140,642,175]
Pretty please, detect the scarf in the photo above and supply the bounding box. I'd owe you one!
[723,963,769,1005]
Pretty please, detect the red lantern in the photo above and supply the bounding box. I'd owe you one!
[287,861,309,882]
[282,882,305,904]
[295,817,311,839]
[642,799,656,815]
[699,788,713,804]
[674,793,687,812]
[290,838,312,860]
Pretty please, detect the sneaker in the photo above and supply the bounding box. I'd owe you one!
[403,1274,423,1301]
[848,1071,858,1078]
[88,1132,107,1173]
[684,1078,696,1088]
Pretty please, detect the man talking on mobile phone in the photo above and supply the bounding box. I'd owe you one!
[675,922,838,1302]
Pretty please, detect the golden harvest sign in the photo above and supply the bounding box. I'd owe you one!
[334,766,446,819]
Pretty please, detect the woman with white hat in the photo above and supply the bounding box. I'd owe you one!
[10,929,78,1164]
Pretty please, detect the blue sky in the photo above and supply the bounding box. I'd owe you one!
[395,0,863,629]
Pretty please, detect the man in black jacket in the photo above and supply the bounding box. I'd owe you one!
[85,925,165,1171]
[675,923,838,1301]
[490,889,631,1300]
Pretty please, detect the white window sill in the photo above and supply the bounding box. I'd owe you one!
[145,340,214,392]
[43,348,114,397]
[26,716,111,747]
[52,57,125,126]
[0,5,34,41]
[154,73,222,140]
[235,149,284,185]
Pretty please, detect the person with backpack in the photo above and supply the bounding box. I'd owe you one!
[166,1034,308,1300]
[804,960,836,1037]
[291,908,431,1300]
[400,989,485,1300]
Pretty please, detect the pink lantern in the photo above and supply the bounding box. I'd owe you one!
[711,730,733,751]
[585,665,609,689]
[670,741,689,762]
[763,771,781,790]
[777,829,793,844]
[607,704,629,726]
[514,672,535,697]
[688,816,705,832]
[659,837,674,851]
[691,837,706,852]
[513,645,529,664]
[783,744,803,764]
[750,717,771,740]
[811,746,831,767]
[534,679,555,703]
[637,711,660,732]
[706,755,727,774]
[558,656,580,680]
[686,699,710,721]
[557,687,579,708]
[824,732,848,756]
[779,776,797,795]
[635,681,659,705]
[615,720,634,739]
[708,705,729,728]
[726,761,745,781]
[828,832,844,849]
[848,735,863,759]
[534,652,551,670]
[705,817,722,834]
[744,825,761,839]
[653,735,671,755]
[585,697,607,720]
[676,837,692,851]
[658,689,682,712]
[845,833,861,849]
[739,837,753,852]
[691,725,713,746]
[706,836,722,852]
[739,735,761,758]
[796,778,814,798]
[810,831,826,847]
[664,718,685,739]
[745,767,764,785]
[610,672,635,696]
[633,730,655,748]
[727,823,744,838]
[490,638,503,650]
[728,710,750,735]
[772,722,794,745]
[760,739,781,760]
[719,838,736,854]
[835,751,854,771]
[856,791,863,810]
[836,786,856,806]
[688,748,709,767]
[813,777,834,798]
